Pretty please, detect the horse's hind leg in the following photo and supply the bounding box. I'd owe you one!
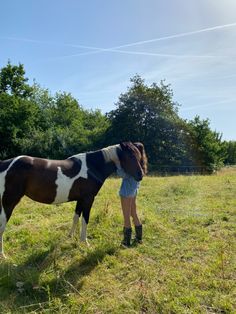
[0,186,25,258]
[0,206,7,258]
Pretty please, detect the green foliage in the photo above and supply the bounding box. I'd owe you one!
[187,116,227,172]
[0,64,110,159]
[0,61,33,98]
[0,62,232,172]
[223,141,236,165]
[106,75,220,171]
[0,93,40,159]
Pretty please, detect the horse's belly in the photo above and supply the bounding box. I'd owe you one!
[52,182,72,204]
[26,180,76,205]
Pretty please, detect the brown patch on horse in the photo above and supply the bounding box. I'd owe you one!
[24,157,59,204]
[62,157,82,178]
[68,177,101,202]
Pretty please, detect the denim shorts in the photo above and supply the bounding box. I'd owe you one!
[119,178,140,197]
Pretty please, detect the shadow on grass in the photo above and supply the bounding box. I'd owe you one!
[0,241,118,311]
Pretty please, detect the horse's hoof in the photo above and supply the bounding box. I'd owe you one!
[85,241,90,247]
[80,239,90,247]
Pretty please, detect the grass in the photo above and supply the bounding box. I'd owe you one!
[0,168,236,313]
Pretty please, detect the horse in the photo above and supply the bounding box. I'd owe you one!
[0,141,144,258]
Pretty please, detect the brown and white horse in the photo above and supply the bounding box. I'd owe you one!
[0,142,144,258]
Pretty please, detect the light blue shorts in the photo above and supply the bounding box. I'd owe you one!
[119,178,140,197]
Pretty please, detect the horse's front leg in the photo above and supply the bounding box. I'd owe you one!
[80,216,89,245]
[69,197,94,246]
[70,197,94,245]
[69,212,80,237]
[80,197,94,245]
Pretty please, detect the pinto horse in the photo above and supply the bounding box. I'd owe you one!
[0,142,144,258]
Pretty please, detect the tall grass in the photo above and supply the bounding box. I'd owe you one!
[0,169,235,313]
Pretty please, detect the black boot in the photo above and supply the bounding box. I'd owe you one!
[134,225,143,244]
[121,227,132,248]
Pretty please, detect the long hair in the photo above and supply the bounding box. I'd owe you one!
[134,142,148,175]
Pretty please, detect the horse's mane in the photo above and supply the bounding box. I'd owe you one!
[134,142,148,174]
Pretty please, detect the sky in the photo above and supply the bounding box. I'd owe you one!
[0,0,236,140]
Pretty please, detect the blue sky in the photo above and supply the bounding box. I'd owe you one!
[1,0,236,140]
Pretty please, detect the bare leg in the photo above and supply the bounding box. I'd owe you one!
[131,197,141,226]
[69,213,79,237]
[120,197,132,228]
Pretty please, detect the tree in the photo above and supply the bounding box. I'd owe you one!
[0,63,110,159]
[187,116,226,172]
[106,75,192,169]
[0,93,40,158]
[25,85,110,158]
[0,61,33,98]
[223,141,236,165]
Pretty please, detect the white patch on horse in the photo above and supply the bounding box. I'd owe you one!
[102,144,121,168]
[69,213,80,237]
[53,153,88,204]
[80,217,88,243]
[0,156,25,256]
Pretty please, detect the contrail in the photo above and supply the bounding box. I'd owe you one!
[52,49,227,60]
[109,22,236,49]
[2,22,236,59]
[181,98,236,111]
[52,21,236,59]
[0,36,105,51]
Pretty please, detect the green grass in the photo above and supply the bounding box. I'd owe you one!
[1,169,236,313]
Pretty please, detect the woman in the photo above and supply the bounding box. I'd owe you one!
[117,142,147,247]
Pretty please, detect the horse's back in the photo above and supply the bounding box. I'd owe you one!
[0,156,34,173]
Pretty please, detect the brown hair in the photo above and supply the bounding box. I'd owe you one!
[134,142,148,175]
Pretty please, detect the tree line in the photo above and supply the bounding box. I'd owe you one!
[0,62,235,173]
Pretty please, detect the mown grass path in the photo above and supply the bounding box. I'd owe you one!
[1,169,236,313]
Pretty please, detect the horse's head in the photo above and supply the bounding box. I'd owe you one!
[118,141,146,181]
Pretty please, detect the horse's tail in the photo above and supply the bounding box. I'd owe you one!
[0,159,13,213]
[0,159,13,172]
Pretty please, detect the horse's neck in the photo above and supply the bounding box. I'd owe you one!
[101,145,121,179]
[86,150,117,182]
[102,160,117,179]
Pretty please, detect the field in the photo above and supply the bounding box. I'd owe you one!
[0,169,236,313]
